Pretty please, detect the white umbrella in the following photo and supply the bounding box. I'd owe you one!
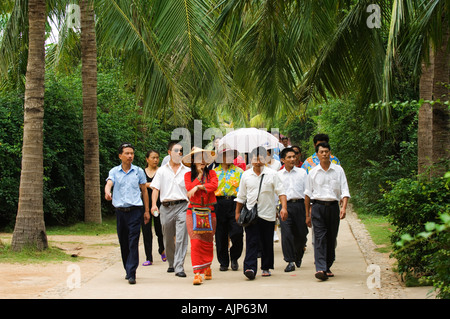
[218,128,280,153]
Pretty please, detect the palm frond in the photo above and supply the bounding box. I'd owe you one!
[296,0,388,122]
[0,0,28,83]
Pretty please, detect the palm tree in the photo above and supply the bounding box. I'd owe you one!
[409,1,449,178]
[46,0,102,223]
[80,0,101,223]
[11,0,48,251]
[218,0,448,177]
[95,0,229,125]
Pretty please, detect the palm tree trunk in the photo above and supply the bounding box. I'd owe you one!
[430,28,449,177]
[81,0,102,223]
[418,50,434,178]
[11,0,48,251]
[418,27,450,179]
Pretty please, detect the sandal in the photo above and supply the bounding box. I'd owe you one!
[204,267,212,280]
[262,270,271,277]
[142,260,152,266]
[161,252,167,262]
[193,273,203,285]
[326,269,334,277]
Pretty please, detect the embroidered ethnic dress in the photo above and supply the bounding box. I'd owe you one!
[184,170,218,274]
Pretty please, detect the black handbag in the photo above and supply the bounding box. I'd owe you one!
[238,174,264,227]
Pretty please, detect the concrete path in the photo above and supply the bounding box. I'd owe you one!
[62,218,379,299]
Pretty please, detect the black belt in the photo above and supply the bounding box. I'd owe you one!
[217,196,236,200]
[288,199,304,203]
[162,199,187,207]
[313,200,338,206]
[115,206,141,212]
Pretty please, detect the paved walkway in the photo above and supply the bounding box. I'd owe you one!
[61,217,379,299]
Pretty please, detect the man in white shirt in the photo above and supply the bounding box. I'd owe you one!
[277,148,308,272]
[151,141,190,278]
[235,147,288,280]
[304,142,350,281]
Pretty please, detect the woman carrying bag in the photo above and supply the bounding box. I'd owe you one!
[183,147,218,285]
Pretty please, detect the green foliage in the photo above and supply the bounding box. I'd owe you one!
[312,98,419,214]
[0,90,23,228]
[282,114,316,159]
[386,175,450,298]
[0,63,171,229]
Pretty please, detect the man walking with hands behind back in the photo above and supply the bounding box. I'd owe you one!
[304,142,350,281]
[277,147,308,272]
[105,143,150,285]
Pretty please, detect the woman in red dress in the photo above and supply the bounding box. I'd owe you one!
[182,147,218,285]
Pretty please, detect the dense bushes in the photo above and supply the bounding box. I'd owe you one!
[386,175,449,298]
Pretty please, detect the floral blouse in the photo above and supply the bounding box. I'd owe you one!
[213,164,244,197]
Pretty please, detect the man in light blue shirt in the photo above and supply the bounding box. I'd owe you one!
[105,143,149,284]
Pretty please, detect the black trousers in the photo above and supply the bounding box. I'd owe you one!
[116,206,143,279]
[280,200,308,265]
[311,201,340,272]
[141,212,165,262]
[214,197,243,267]
[244,217,275,275]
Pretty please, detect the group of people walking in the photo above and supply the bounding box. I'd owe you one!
[105,133,350,286]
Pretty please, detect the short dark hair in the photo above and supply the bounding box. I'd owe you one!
[167,140,181,151]
[280,147,296,159]
[281,136,288,141]
[145,149,160,158]
[315,142,331,153]
[291,145,301,153]
[249,146,267,160]
[313,134,329,144]
[118,143,135,154]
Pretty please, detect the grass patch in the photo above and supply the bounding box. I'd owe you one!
[0,215,117,264]
[0,242,74,264]
[355,210,394,253]
[46,215,117,236]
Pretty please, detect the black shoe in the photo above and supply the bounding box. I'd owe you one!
[295,261,301,268]
[244,269,255,280]
[284,262,295,272]
[220,265,228,271]
[128,277,136,285]
[231,260,239,271]
[315,271,328,281]
[176,271,187,277]
[167,267,175,273]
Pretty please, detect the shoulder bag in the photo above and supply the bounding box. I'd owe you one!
[238,174,264,227]
[192,207,213,234]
